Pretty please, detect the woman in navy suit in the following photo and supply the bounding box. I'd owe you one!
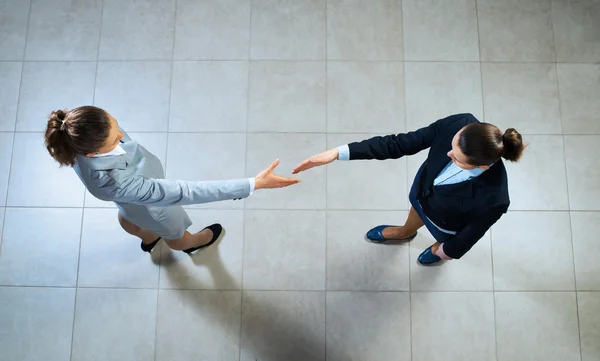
[294,114,526,265]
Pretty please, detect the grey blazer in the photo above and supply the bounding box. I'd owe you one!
[73,130,251,239]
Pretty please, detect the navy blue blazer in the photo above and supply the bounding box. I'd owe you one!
[347,113,510,259]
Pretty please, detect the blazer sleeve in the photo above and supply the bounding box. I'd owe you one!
[347,113,470,160]
[104,176,252,207]
[442,204,507,259]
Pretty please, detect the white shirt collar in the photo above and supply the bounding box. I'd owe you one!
[93,144,126,158]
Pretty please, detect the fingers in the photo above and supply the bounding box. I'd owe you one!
[273,176,301,188]
[292,159,312,174]
[267,158,280,172]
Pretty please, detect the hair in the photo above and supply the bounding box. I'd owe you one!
[44,106,112,167]
[458,123,526,166]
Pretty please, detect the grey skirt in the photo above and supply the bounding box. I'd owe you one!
[116,202,192,240]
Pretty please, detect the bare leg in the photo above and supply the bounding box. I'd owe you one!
[381,206,425,239]
[118,214,160,244]
[164,229,213,251]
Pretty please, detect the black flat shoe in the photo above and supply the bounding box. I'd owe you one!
[183,223,223,254]
[141,237,161,253]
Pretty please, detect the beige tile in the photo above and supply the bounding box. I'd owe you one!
[327,0,402,60]
[327,61,405,133]
[482,63,561,134]
[327,211,410,291]
[243,210,326,290]
[578,292,600,361]
[327,292,410,361]
[412,292,496,361]
[504,135,569,210]
[557,64,600,134]
[564,135,600,210]
[552,0,600,63]
[495,292,581,361]
[492,212,575,291]
[570,212,600,290]
[403,0,479,61]
[251,0,326,60]
[241,291,326,361]
[478,0,555,62]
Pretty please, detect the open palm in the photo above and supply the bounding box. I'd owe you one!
[293,148,338,174]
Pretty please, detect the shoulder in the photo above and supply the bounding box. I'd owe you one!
[431,113,480,138]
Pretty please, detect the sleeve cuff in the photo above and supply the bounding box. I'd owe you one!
[337,145,350,161]
[248,178,255,195]
[434,244,452,260]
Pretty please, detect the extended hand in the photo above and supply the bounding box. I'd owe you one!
[292,148,338,174]
[255,159,301,190]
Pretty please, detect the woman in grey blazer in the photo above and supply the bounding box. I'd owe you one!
[44,106,299,253]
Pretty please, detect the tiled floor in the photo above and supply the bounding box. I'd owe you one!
[0,0,599,360]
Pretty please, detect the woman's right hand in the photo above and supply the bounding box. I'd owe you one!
[254,159,301,190]
[292,148,338,174]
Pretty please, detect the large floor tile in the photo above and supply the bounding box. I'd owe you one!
[327,0,402,60]
[0,132,13,206]
[570,212,600,290]
[85,132,168,208]
[504,135,569,210]
[250,0,326,60]
[156,290,242,361]
[327,62,405,133]
[246,133,326,209]
[557,64,600,134]
[0,62,22,131]
[578,292,600,361]
[327,134,408,210]
[0,287,75,361]
[412,292,496,361]
[495,292,581,361]
[166,133,246,209]
[94,61,171,132]
[405,62,483,130]
[25,0,101,61]
[477,0,555,62]
[326,292,410,361]
[327,211,410,291]
[482,63,561,134]
[72,288,157,361]
[170,61,248,132]
[174,0,250,60]
[403,0,479,61]
[564,135,600,211]
[0,208,81,286]
[78,208,160,288]
[0,208,4,244]
[410,230,493,291]
[552,0,600,63]
[16,61,96,131]
[159,209,244,290]
[248,61,326,132]
[0,0,30,61]
[243,210,326,290]
[99,0,176,60]
[492,212,575,291]
[241,291,326,361]
[8,133,85,207]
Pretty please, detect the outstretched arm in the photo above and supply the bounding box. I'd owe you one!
[107,159,300,206]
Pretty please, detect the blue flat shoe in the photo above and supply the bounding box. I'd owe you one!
[366,225,418,243]
[417,246,442,266]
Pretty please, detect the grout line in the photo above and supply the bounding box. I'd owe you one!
[550,2,583,356]
[4,58,599,64]
[1,0,32,253]
[474,0,500,359]
[151,1,180,360]
[1,284,597,292]
[239,1,253,359]
[69,0,105,358]
[7,129,600,136]
[324,2,329,359]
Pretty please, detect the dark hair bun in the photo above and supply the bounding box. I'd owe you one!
[502,128,526,162]
[48,109,68,130]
